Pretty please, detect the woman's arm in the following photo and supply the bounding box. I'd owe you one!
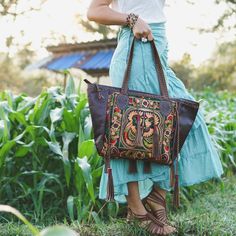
[87,0,127,26]
[87,0,153,40]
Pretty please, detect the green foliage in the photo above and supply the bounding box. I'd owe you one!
[0,76,116,224]
[195,40,236,90]
[194,88,236,174]
[2,175,236,235]
[0,52,52,96]
[79,20,117,39]
[0,53,22,93]
[0,1,46,17]
[187,0,236,32]
[170,175,236,236]
[172,40,236,91]
[16,43,36,70]
[176,87,236,205]
[214,0,236,31]
[0,205,40,235]
[170,53,195,89]
[0,204,78,236]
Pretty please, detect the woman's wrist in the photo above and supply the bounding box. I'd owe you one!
[125,13,139,29]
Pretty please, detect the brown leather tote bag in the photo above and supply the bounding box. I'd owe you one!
[84,37,200,207]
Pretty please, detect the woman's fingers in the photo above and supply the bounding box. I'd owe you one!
[132,18,154,41]
[134,29,151,40]
[147,32,154,41]
[134,32,142,39]
[142,29,150,38]
[134,31,154,41]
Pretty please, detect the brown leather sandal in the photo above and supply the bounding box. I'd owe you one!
[142,189,177,231]
[126,206,167,235]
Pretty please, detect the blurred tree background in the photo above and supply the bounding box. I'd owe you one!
[0,0,51,95]
[172,0,236,91]
[0,0,235,95]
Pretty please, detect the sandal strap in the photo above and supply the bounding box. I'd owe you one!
[127,206,178,235]
[128,207,164,235]
[143,188,169,225]
[152,208,168,224]
[147,189,166,209]
[147,211,165,227]
[127,206,164,226]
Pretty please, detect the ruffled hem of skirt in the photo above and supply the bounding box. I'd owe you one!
[98,121,224,204]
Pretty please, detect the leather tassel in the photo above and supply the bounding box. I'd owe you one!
[128,159,137,173]
[135,112,143,147]
[104,157,109,174]
[106,167,115,201]
[170,163,175,187]
[143,161,152,173]
[173,174,180,208]
[173,156,180,208]
[152,125,160,158]
[172,105,180,208]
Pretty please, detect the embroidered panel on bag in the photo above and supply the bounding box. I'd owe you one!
[100,92,178,164]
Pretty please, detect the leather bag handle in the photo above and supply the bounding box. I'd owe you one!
[121,37,169,98]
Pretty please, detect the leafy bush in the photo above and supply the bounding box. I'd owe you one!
[0,76,117,224]
[176,87,236,206]
[193,87,236,175]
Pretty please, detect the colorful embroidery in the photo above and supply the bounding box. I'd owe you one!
[100,92,178,164]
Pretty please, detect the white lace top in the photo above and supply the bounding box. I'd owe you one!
[111,0,166,23]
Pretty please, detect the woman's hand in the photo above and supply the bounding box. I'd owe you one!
[132,17,154,41]
[87,0,154,41]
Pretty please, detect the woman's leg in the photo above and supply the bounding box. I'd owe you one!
[148,185,167,212]
[125,181,147,215]
[125,181,167,214]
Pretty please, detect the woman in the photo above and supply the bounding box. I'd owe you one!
[87,0,224,235]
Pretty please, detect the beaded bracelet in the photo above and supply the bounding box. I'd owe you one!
[126,13,139,29]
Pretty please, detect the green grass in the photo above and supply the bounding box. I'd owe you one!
[1,175,235,236]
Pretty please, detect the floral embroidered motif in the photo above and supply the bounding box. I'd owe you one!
[100,92,178,164]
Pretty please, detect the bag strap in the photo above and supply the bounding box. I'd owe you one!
[121,37,169,98]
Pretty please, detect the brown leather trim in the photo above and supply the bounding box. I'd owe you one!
[86,85,109,154]
[121,37,169,97]
[87,82,199,108]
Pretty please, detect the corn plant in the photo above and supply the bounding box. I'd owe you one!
[0,76,118,224]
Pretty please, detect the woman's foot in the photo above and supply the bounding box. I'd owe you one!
[142,186,177,232]
[125,181,177,234]
[127,205,177,235]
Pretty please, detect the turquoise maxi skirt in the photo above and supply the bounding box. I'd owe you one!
[99,22,224,203]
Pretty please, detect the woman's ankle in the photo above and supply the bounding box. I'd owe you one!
[145,186,167,211]
[128,202,147,215]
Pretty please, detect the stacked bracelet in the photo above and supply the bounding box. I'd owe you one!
[126,13,139,29]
